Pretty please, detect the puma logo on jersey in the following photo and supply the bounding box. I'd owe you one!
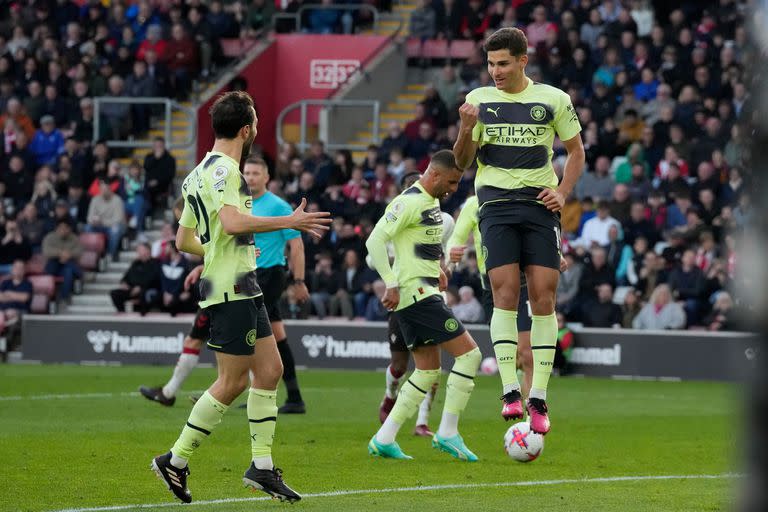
[486,106,501,117]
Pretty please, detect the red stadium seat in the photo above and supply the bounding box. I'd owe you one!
[79,233,106,256]
[25,254,46,276]
[78,251,100,272]
[29,294,51,315]
[449,40,476,59]
[28,275,56,299]
[220,38,258,58]
[406,38,448,59]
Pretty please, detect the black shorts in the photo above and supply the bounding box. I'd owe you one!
[393,295,466,350]
[388,313,408,353]
[480,274,532,331]
[479,200,561,272]
[188,308,211,341]
[206,296,273,356]
[256,265,287,322]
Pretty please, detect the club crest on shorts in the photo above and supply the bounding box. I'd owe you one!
[245,329,258,346]
[445,318,459,332]
[530,105,547,122]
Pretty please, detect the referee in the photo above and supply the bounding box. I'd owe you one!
[244,156,309,414]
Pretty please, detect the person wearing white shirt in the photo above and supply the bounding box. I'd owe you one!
[579,201,622,248]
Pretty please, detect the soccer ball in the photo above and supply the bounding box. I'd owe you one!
[479,357,498,375]
[504,422,544,462]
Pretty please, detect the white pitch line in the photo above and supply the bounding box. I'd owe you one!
[48,473,742,512]
[0,388,353,402]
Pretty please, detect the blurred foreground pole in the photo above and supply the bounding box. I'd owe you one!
[741,3,768,511]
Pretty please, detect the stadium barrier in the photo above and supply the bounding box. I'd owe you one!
[19,316,758,382]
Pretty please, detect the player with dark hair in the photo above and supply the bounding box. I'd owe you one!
[453,27,584,434]
[375,170,455,437]
[367,150,482,461]
[149,91,331,504]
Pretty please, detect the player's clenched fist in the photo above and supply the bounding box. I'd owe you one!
[458,103,479,129]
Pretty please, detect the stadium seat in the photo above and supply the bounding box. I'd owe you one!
[448,40,475,59]
[78,251,100,272]
[406,38,449,59]
[29,275,56,299]
[25,254,46,276]
[29,294,51,314]
[79,233,106,256]
[220,38,258,58]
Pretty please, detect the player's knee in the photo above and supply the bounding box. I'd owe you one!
[391,352,409,375]
[183,337,202,350]
[455,347,481,375]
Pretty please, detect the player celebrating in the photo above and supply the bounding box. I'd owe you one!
[447,195,567,399]
[366,150,482,461]
[150,91,331,504]
[453,27,584,434]
[377,170,455,437]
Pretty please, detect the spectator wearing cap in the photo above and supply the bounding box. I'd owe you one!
[44,198,76,235]
[85,179,126,261]
[42,220,82,301]
[29,115,65,167]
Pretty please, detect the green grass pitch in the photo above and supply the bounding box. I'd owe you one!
[0,364,742,512]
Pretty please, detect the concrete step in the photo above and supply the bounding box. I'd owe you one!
[107,261,130,272]
[381,112,415,121]
[405,83,426,91]
[64,304,117,315]
[71,295,113,306]
[388,102,418,112]
[119,251,137,262]
[397,93,424,101]
[356,130,388,140]
[82,282,120,293]
[93,272,125,283]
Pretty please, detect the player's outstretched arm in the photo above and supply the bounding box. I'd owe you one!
[219,199,332,239]
[176,226,205,257]
[454,103,480,170]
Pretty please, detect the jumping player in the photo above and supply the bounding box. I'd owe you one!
[453,27,584,434]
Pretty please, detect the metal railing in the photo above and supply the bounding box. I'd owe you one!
[272,4,380,33]
[276,99,381,152]
[92,97,196,149]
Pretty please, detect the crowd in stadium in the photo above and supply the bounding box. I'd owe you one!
[0,0,753,338]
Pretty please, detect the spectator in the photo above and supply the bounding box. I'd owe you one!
[704,292,738,332]
[100,76,130,141]
[42,84,70,128]
[29,115,65,167]
[44,199,76,235]
[434,65,465,107]
[452,285,484,324]
[667,249,705,326]
[17,204,46,250]
[123,162,146,233]
[109,242,161,313]
[303,140,334,188]
[632,284,686,330]
[308,253,338,319]
[0,260,32,348]
[556,253,582,318]
[608,184,632,225]
[332,250,368,319]
[41,220,82,301]
[85,180,126,261]
[0,219,32,275]
[0,98,35,140]
[577,246,617,307]
[143,137,176,217]
[410,0,436,40]
[582,283,622,328]
[575,155,614,201]
[621,287,642,328]
[136,24,167,62]
[124,60,156,133]
[151,223,176,260]
[143,49,171,98]
[159,242,194,315]
[554,312,575,373]
[306,0,343,34]
[379,122,408,162]
[164,23,198,100]
[365,280,388,322]
[403,103,435,141]
[579,201,621,248]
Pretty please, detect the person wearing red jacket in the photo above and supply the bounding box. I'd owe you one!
[164,24,198,101]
